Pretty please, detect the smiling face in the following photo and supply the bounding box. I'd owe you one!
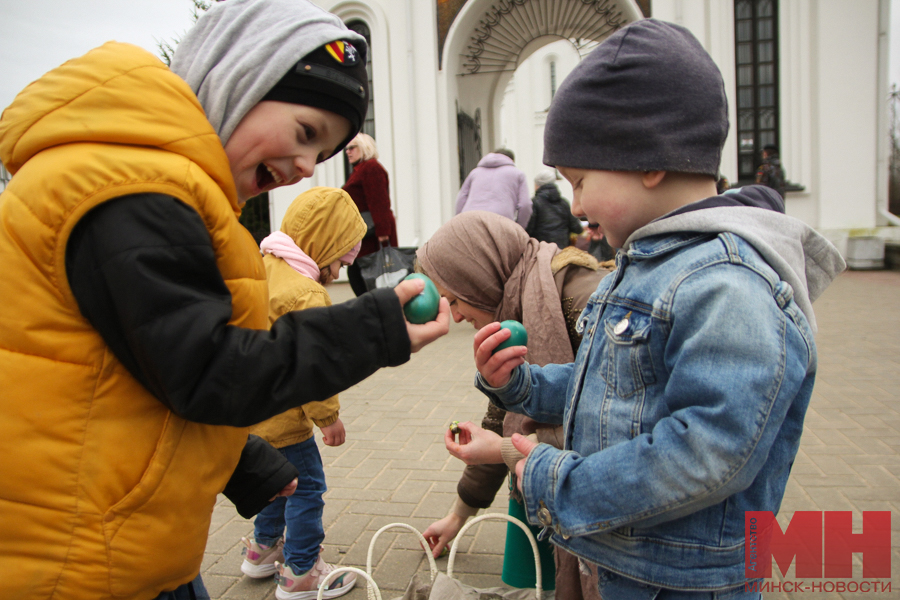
[433,282,495,330]
[558,166,661,249]
[225,101,352,205]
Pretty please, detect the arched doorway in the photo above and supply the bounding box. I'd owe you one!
[439,0,644,218]
[495,37,583,200]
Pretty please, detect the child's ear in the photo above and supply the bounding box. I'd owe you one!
[642,171,666,189]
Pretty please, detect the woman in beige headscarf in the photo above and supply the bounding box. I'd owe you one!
[417,211,612,600]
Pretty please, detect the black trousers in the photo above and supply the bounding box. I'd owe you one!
[346,261,368,297]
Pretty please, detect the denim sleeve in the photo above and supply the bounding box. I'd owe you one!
[475,362,573,425]
[521,264,815,537]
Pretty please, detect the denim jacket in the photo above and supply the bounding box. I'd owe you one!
[476,188,845,591]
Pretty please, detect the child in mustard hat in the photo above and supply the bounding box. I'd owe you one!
[242,187,367,599]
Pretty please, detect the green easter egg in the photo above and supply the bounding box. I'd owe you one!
[493,320,528,353]
[402,273,440,324]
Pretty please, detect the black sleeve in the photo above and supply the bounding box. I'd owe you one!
[524,200,537,236]
[65,193,411,426]
[223,435,298,518]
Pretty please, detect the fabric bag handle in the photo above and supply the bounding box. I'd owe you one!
[447,513,543,599]
[317,566,381,600]
[366,522,440,600]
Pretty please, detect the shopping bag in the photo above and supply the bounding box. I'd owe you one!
[437,513,546,600]
[360,210,376,239]
[357,244,418,291]
[323,514,548,600]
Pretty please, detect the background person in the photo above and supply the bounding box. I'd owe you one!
[756,144,786,198]
[525,169,583,249]
[417,211,610,598]
[716,174,730,194]
[585,223,616,262]
[343,132,398,296]
[0,1,448,599]
[455,148,532,228]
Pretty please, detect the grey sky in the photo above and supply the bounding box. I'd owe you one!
[0,0,195,110]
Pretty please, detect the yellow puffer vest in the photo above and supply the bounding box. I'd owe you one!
[0,43,267,599]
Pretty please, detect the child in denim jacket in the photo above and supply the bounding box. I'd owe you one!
[472,19,845,600]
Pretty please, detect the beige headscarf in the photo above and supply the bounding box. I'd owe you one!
[417,211,574,366]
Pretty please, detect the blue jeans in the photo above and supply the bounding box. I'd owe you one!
[253,437,326,573]
[152,574,209,600]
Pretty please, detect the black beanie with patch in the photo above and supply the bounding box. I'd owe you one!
[263,40,369,156]
[543,19,728,178]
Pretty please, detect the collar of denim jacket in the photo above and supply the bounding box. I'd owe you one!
[623,204,846,333]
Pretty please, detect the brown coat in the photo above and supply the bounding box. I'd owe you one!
[456,249,611,508]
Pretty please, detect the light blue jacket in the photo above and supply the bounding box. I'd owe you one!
[476,187,845,591]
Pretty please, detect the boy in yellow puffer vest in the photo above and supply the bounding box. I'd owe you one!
[240,187,366,600]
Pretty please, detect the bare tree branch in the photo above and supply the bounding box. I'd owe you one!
[155,0,217,66]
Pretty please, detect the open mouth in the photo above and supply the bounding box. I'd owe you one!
[255,163,284,191]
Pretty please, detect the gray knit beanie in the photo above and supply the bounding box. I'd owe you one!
[170,0,367,146]
[543,19,728,178]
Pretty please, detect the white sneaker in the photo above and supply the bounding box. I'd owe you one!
[274,547,357,600]
[240,536,284,578]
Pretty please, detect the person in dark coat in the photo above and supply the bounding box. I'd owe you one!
[756,144,786,198]
[586,223,616,261]
[525,170,583,248]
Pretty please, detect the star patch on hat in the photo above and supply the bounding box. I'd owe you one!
[325,41,359,66]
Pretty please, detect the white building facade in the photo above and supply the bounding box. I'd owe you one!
[269,0,896,254]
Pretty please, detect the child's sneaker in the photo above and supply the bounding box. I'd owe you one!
[274,548,357,600]
[240,536,284,578]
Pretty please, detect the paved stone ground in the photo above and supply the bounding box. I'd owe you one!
[200,270,900,599]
